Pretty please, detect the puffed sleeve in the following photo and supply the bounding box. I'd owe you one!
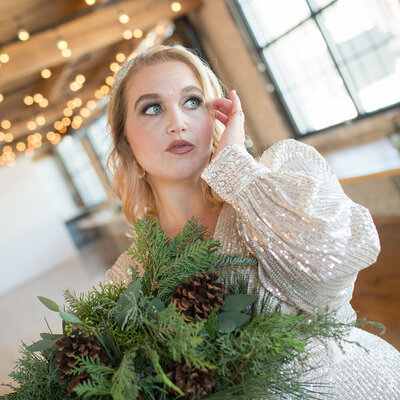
[201,139,380,313]
[103,250,134,286]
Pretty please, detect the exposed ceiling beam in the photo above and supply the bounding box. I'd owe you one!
[0,0,202,90]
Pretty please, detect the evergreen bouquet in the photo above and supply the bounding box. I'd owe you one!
[1,218,366,400]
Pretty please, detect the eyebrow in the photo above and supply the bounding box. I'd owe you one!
[134,85,203,110]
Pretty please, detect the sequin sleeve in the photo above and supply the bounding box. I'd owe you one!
[103,237,144,286]
[201,139,381,313]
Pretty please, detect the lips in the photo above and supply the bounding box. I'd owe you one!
[166,139,194,154]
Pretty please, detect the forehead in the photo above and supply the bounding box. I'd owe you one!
[126,61,202,100]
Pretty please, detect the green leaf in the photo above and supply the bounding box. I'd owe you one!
[40,333,63,340]
[117,279,141,307]
[222,294,258,312]
[37,296,59,312]
[27,338,58,352]
[217,311,250,333]
[149,299,165,312]
[59,309,80,324]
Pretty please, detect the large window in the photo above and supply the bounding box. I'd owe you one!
[86,114,113,183]
[57,135,108,208]
[234,0,400,135]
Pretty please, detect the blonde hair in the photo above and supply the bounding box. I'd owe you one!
[107,45,226,226]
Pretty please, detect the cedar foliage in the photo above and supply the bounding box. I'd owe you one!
[1,217,371,400]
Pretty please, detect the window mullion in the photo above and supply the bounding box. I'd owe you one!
[305,0,364,115]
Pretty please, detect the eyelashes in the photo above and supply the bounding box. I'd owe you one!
[140,95,204,115]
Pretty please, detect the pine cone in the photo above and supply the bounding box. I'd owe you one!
[166,360,216,399]
[170,271,225,322]
[55,328,108,393]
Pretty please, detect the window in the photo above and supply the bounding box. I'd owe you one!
[234,0,400,135]
[86,114,113,183]
[57,135,108,208]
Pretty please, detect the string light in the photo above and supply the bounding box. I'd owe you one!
[133,29,143,38]
[76,74,85,84]
[17,28,30,41]
[39,98,48,108]
[123,29,133,40]
[4,133,14,142]
[33,93,43,103]
[94,90,103,99]
[27,121,37,131]
[63,108,73,117]
[41,68,52,79]
[70,82,80,91]
[73,98,82,107]
[119,11,129,24]
[0,52,10,63]
[24,95,34,105]
[171,2,182,12]
[57,39,68,50]
[85,0,96,5]
[105,76,114,86]
[54,121,63,131]
[36,115,46,126]
[62,117,71,126]
[62,48,72,58]
[0,93,3,102]
[1,120,11,130]
[80,108,90,118]
[16,142,26,152]
[110,62,121,72]
[100,85,110,94]
[116,53,126,63]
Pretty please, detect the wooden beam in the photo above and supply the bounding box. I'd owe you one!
[0,0,202,89]
[340,169,400,184]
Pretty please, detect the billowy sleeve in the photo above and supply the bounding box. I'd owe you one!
[103,250,134,287]
[201,139,380,313]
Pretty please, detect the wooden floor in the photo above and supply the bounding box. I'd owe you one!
[351,222,400,350]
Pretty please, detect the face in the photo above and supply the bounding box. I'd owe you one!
[124,61,214,186]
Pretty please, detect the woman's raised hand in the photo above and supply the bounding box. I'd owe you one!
[212,90,246,160]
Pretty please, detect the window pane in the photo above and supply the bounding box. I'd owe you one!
[86,114,113,182]
[238,0,310,45]
[310,0,336,10]
[263,19,357,133]
[320,0,400,111]
[57,136,107,207]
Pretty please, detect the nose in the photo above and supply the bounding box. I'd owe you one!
[166,107,187,135]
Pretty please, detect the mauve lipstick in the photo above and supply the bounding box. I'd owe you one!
[166,139,194,154]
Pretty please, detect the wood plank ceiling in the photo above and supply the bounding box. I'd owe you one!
[0,0,202,165]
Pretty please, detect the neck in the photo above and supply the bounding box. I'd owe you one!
[149,177,221,238]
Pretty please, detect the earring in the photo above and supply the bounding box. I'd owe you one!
[133,160,145,179]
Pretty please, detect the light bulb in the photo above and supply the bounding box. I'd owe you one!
[18,28,30,41]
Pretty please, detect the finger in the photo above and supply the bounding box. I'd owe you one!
[214,110,229,125]
[213,98,233,115]
[230,90,243,114]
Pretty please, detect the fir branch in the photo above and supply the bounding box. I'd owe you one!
[110,352,140,400]
[71,356,114,399]
[2,343,73,400]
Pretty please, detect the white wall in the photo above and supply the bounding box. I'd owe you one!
[0,157,79,296]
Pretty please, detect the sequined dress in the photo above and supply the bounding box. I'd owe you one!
[104,139,400,399]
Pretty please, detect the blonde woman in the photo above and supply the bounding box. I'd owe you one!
[104,45,400,398]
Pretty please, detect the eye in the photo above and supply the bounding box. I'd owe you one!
[142,103,163,115]
[185,96,202,109]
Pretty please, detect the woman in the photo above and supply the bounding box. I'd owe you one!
[104,45,400,399]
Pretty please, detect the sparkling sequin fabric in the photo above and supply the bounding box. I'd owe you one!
[104,139,400,399]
